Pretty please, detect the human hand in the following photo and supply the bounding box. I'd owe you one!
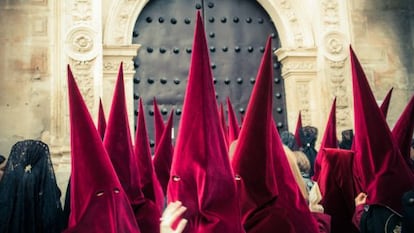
[355,192,367,206]
[308,182,324,213]
[160,201,188,233]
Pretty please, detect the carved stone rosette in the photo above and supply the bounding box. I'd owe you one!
[65,24,99,110]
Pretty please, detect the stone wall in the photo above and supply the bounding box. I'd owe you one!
[349,0,414,126]
[0,0,52,156]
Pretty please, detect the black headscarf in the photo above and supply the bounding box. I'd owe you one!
[280,131,299,151]
[299,126,318,176]
[0,140,64,233]
[339,129,354,150]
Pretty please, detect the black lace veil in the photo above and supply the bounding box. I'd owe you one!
[0,140,64,233]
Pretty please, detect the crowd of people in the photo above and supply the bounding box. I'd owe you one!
[0,11,413,233]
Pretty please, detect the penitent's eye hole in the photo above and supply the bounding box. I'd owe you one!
[235,175,241,181]
[96,191,104,197]
[113,188,120,194]
[172,175,181,182]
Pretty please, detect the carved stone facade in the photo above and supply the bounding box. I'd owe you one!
[0,0,413,190]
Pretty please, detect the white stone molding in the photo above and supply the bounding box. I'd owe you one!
[275,48,318,130]
[104,0,149,45]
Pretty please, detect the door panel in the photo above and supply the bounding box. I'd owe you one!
[132,0,287,150]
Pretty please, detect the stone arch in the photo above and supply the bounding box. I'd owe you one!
[104,0,315,48]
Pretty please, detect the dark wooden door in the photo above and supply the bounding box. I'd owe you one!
[132,0,287,149]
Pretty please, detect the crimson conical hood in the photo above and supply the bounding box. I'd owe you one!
[153,110,174,195]
[392,94,414,171]
[350,46,414,214]
[231,36,279,224]
[65,65,141,233]
[271,121,320,233]
[227,97,240,144]
[294,111,303,147]
[97,98,107,140]
[103,63,144,206]
[379,87,393,119]
[153,97,165,151]
[167,11,243,233]
[313,98,338,181]
[134,99,164,212]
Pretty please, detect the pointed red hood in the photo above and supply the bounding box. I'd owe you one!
[231,36,279,223]
[219,102,229,149]
[313,98,338,181]
[153,97,165,151]
[65,65,141,233]
[227,97,240,144]
[379,87,393,119]
[167,11,243,233]
[97,98,107,140]
[103,63,144,206]
[350,46,414,214]
[294,111,303,147]
[134,99,164,212]
[153,110,174,195]
[392,94,414,171]
[271,121,320,233]
[317,148,357,233]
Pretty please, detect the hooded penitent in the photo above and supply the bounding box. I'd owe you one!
[391,94,414,171]
[153,97,166,151]
[294,111,303,148]
[98,98,107,140]
[231,37,296,233]
[317,148,358,233]
[227,97,240,145]
[313,98,338,181]
[219,102,229,149]
[271,121,320,233]
[379,87,393,119]
[167,11,243,233]
[65,65,141,233]
[103,63,160,233]
[103,63,145,206]
[134,99,164,213]
[153,110,174,195]
[0,140,64,233]
[350,46,414,214]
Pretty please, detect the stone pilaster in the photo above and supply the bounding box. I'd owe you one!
[50,0,103,194]
[317,0,352,135]
[275,48,318,131]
